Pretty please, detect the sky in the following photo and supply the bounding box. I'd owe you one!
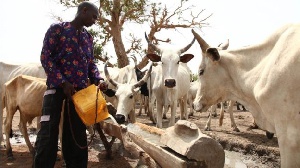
[0,0,299,73]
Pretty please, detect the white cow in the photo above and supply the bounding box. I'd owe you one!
[188,79,239,132]
[145,33,195,128]
[192,23,300,168]
[103,62,152,124]
[2,75,47,159]
[0,62,46,144]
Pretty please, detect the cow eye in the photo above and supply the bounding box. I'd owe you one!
[199,69,204,76]
[129,95,133,99]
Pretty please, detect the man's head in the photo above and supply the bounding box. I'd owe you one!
[76,1,99,27]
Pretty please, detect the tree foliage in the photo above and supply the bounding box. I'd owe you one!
[58,0,211,69]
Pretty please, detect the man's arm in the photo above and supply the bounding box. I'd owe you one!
[40,23,67,87]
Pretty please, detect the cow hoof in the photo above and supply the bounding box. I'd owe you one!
[188,112,194,117]
[232,127,240,132]
[204,127,212,131]
[249,123,259,129]
[266,131,274,139]
[163,115,167,119]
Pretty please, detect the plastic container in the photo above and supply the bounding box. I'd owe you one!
[72,84,109,126]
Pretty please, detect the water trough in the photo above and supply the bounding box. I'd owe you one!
[99,119,225,168]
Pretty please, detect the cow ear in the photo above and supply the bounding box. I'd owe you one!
[206,48,220,61]
[147,54,161,62]
[180,54,194,63]
[103,89,116,97]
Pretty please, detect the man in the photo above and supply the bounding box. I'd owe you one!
[33,2,108,168]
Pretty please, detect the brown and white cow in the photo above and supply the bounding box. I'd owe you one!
[0,62,46,144]
[192,23,300,168]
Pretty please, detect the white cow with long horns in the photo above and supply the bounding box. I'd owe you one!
[104,62,152,124]
[145,33,194,128]
[192,23,300,168]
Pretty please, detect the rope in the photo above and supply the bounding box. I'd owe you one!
[67,87,99,149]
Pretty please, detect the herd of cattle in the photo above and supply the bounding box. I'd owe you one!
[1,23,299,168]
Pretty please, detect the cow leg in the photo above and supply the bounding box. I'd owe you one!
[0,107,3,145]
[169,102,176,127]
[219,102,224,127]
[180,95,188,120]
[188,96,194,117]
[144,96,149,116]
[204,112,212,131]
[276,123,300,168]
[163,104,168,119]
[179,99,184,119]
[156,101,163,128]
[148,97,156,123]
[210,105,217,117]
[18,114,35,156]
[138,94,143,116]
[4,107,16,160]
[227,100,240,132]
[242,105,247,111]
[36,116,41,133]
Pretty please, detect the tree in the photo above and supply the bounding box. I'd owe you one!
[58,0,211,68]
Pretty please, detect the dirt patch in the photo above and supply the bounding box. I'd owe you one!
[1,106,280,167]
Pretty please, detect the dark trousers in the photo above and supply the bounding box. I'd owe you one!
[33,89,88,168]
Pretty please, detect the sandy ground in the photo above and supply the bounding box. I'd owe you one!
[0,104,280,168]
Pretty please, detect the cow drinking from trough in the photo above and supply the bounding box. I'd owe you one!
[104,62,152,124]
[145,33,194,128]
[192,23,300,168]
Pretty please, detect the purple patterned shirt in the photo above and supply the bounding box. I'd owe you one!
[40,22,102,89]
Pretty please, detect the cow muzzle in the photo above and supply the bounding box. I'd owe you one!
[164,79,176,88]
[115,114,126,124]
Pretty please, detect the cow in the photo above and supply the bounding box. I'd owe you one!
[2,75,47,160]
[145,33,195,128]
[0,62,46,144]
[187,79,240,132]
[104,62,152,124]
[130,56,150,117]
[191,23,300,168]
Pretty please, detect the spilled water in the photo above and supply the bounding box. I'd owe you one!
[126,123,271,168]
[4,123,271,168]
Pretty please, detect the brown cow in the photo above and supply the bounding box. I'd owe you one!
[2,75,63,160]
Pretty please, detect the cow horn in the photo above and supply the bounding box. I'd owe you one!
[104,62,120,87]
[129,56,137,67]
[218,39,229,50]
[179,37,196,54]
[145,32,161,53]
[191,29,210,53]
[133,63,152,89]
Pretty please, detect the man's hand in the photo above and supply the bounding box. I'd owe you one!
[98,80,108,91]
[63,81,75,99]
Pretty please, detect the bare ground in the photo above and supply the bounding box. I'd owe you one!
[0,105,280,168]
